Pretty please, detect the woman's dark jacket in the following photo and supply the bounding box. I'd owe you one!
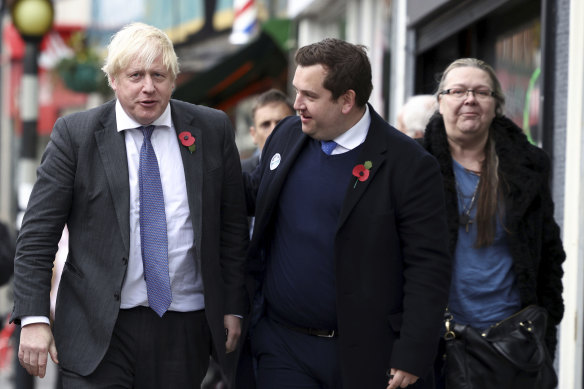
[422,114,565,356]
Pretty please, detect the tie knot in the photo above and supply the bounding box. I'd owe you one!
[140,125,156,141]
[321,140,337,155]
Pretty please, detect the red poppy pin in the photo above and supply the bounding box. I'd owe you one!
[179,131,196,153]
[352,161,372,188]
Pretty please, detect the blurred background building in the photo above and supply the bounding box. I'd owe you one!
[1,0,583,387]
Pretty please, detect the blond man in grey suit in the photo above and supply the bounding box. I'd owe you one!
[12,23,249,388]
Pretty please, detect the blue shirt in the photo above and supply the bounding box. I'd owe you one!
[448,159,521,330]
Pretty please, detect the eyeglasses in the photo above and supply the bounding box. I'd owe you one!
[440,88,495,101]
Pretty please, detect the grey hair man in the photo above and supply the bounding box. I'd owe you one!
[397,94,437,138]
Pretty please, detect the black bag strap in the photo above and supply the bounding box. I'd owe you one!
[443,307,456,340]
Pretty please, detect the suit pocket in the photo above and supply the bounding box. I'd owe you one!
[203,163,222,179]
[63,259,84,279]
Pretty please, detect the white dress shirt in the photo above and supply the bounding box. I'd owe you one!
[117,101,204,312]
[22,101,204,326]
[327,104,371,154]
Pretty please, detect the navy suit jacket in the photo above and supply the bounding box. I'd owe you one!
[244,104,451,388]
[12,99,249,380]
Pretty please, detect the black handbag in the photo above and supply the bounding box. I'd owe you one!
[443,305,557,389]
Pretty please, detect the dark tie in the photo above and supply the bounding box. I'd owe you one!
[321,140,337,155]
[139,125,172,317]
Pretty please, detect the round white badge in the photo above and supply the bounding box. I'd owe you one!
[270,153,281,170]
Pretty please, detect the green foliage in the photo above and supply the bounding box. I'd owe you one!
[55,31,109,94]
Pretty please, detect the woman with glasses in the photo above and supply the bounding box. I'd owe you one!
[422,58,565,388]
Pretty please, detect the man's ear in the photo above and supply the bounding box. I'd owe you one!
[249,126,258,145]
[341,89,356,114]
[109,76,117,91]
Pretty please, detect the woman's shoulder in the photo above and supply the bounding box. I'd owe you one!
[493,116,550,170]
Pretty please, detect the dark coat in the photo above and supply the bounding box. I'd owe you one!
[422,114,565,356]
[244,105,452,388]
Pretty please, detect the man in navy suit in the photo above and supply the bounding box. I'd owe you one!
[12,23,248,388]
[243,38,451,389]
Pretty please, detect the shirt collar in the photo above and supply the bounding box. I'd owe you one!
[333,104,371,151]
[115,100,172,132]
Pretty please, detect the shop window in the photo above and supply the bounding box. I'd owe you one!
[495,19,541,146]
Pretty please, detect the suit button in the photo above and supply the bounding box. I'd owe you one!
[113,293,120,301]
[122,257,128,265]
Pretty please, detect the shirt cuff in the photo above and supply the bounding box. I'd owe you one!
[21,316,51,327]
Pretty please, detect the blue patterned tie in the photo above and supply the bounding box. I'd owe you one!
[321,140,337,155]
[139,125,172,317]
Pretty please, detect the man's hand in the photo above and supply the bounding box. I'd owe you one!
[386,368,419,389]
[18,323,59,378]
[224,315,242,353]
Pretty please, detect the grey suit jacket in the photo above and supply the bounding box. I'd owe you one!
[12,99,249,378]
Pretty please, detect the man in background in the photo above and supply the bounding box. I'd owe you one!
[241,89,295,173]
[396,94,436,138]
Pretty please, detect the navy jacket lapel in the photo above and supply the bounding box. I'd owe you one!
[264,134,308,199]
[253,127,309,239]
[337,106,388,229]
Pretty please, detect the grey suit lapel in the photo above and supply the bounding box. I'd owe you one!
[171,103,203,262]
[95,109,131,253]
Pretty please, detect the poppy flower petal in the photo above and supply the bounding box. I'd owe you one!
[358,169,370,182]
[179,131,195,147]
[352,164,366,178]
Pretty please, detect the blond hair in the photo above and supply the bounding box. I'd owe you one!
[102,22,179,87]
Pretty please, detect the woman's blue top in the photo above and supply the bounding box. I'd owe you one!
[448,159,521,330]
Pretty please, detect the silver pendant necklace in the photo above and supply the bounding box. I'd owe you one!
[455,175,480,233]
